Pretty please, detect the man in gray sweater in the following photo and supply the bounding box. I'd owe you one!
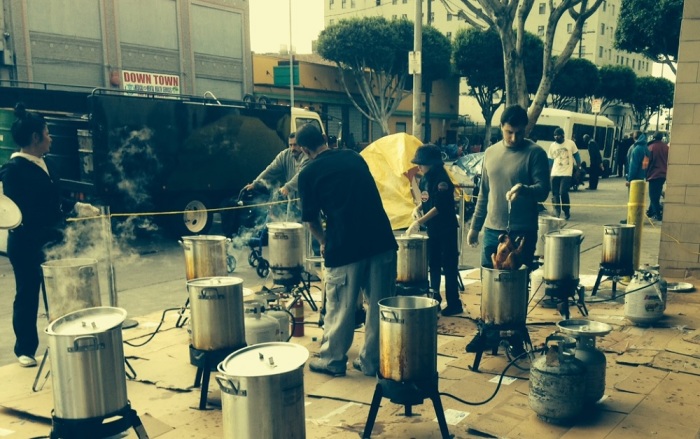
[466,105,550,270]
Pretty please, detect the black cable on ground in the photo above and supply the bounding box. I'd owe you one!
[440,347,542,406]
[124,307,181,347]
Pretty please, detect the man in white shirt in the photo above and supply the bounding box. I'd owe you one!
[548,128,581,220]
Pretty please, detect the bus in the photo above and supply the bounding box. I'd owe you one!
[530,108,618,175]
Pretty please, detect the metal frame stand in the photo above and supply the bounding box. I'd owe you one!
[468,320,533,372]
[190,345,243,410]
[543,278,588,319]
[586,264,634,303]
[362,373,450,439]
[50,402,148,439]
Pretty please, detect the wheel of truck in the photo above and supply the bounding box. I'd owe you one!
[169,196,213,236]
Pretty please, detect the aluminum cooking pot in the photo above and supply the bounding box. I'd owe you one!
[601,224,635,271]
[46,306,128,420]
[481,266,529,325]
[180,235,229,280]
[41,258,101,323]
[187,276,246,351]
[395,234,428,284]
[543,229,584,281]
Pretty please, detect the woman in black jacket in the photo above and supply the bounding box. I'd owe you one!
[0,103,98,367]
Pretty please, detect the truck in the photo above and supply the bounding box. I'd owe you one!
[0,87,324,237]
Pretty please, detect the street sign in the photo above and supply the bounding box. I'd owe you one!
[408,51,422,75]
[591,98,602,114]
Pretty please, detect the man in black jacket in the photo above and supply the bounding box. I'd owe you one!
[583,134,603,190]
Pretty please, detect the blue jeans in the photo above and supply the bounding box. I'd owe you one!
[317,250,397,375]
[481,228,538,270]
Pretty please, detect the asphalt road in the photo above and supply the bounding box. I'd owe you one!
[0,175,662,367]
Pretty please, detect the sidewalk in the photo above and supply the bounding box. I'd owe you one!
[0,177,698,438]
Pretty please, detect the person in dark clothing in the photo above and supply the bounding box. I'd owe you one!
[296,124,397,377]
[0,103,99,367]
[406,144,461,316]
[646,132,669,221]
[583,134,603,190]
[617,135,633,177]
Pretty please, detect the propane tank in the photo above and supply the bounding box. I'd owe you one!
[557,319,612,405]
[624,269,668,325]
[265,307,291,342]
[243,301,279,345]
[529,335,586,423]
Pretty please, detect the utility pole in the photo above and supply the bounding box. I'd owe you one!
[423,0,431,143]
[411,0,422,140]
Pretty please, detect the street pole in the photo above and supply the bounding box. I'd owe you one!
[412,0,422,140]
[289,0,294,109]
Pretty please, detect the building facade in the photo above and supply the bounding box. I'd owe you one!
[0,0,252,99]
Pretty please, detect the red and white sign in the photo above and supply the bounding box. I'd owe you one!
[591,98,602,114]
[122,70,180,94]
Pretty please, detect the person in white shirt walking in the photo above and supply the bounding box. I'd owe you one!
[548,127,581,220]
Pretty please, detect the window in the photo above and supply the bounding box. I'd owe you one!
[537,26,544,36]
[446,31,452,40]
[612,5,615,15]
[603,0,606,12]
[342,0,346,8]
[330,19,335,25]
[430,12,434,22]
[392,14,397,20]
[396,122,407,133]
[329,0,334,7]
[403,0,408,3]
[539,3,546,14]
[580,45,586,56]
[393,0,397,4]
[601,23,605,35]
[608,50,611,60]
[402,13,407,18]
[447,13,452,21]
[599,46,603,57]
[567,23,572,34]
[352,0,356,7]
[632,59,635,68]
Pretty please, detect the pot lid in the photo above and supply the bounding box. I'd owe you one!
[267,222,303,230]
[187,276,243,287]
[0,194,22,230]
[218,342,309,377]
[557,319,612,337]
[47,306,127,336]
[396,234,428,241]
[181,235,227,242]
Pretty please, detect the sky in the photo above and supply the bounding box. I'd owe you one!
[249,0,325,54]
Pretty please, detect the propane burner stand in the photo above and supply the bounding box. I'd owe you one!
[362,373,450,439]
[586,264,634,302]
[468,320,533,372]
[190,344,245,410]
[50,402,148,439]
[394,279,430,297]
[543,278,588,319]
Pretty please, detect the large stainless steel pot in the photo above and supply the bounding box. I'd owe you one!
[46,306,128,420]
[217,342,309,439]
[378,296,439,382]
[543,229,584,281]
[180,235,228,280]
[481,266,529,325]
[187,277,246,351]
[601,224,635,270]
[536,216,565,258]
[396,234,428,284]
[41,258,101,323]
[268,222,305,284]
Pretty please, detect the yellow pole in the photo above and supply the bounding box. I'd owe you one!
[627,180,646,270]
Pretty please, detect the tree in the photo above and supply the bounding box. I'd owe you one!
[448,0,604,131]
[615,0,683,74]
[453,28,542,148]
[596,65,637,112]
[549,57,599,109]
[628,76,675,131]
[317,17,452,135]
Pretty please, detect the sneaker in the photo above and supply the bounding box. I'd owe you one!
[309,358,345,377]
[352,358,376,376]
[465,333,487,353]
[18,355,37,367]
[564,214,571,220]
[441,304,463,316]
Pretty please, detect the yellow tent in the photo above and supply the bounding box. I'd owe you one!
[360,133,422,230]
